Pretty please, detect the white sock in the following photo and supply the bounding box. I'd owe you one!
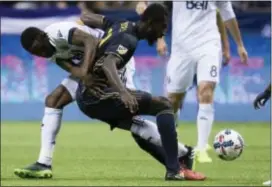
[130,118,188,157]
[37,107,62,166]
[196,104,214,150]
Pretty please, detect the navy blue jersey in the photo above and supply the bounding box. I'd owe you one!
[76,18,141,110]
[96,20,138,69]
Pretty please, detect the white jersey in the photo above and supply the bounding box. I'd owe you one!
[45,21,137,99]
[44,21,104,64]
[171,1,235,51]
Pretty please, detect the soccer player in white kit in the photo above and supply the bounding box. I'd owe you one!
[137,1,248,164]
[15,14,199,179]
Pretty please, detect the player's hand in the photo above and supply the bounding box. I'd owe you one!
[237,45,248,65]
[156,38,168,57]
[222,49,231,66]
[120,91,138,113]
[253,91,271,109]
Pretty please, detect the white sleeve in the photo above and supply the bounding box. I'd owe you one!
[216,1,236,22]
[58,24,77,44]
[45,22,77,45]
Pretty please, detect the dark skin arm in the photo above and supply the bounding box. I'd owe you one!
[101,54,138,113]
[80,11,106,29]
[56,58,106,88]
[56,58,83,78]
[70,28,99,78]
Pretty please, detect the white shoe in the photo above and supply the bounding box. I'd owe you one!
[205,144,212,151]
[194,149,212,163]
[263,180,271,186]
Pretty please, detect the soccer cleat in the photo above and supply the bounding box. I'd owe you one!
[263,180,271,186]
[14,162,53,179]
[205,144,212,151]
[181,168,206,181]
[179,146,195,170]
[195,149,212,163]
[165,170,185,181]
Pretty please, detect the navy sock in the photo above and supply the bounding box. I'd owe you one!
[132,133,166,165]
[156,111,180,173]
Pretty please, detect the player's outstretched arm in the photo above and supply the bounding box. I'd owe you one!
[102,54,138,113]
[216,10,230,65]
[56,58,106,87]
[217,1,248,65]
[70,28,99,77]
[56,58,84,78]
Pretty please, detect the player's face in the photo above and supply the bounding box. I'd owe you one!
[29,37,54,58]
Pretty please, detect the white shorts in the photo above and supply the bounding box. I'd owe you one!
[61,75,79,100]
[61,57,137,100]
[166,43,222,93]
[125,56,137,90]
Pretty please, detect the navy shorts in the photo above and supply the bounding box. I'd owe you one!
[76,84,152,129]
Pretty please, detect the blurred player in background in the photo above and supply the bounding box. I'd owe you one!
[136,1,248,164]
[15,8,203,180]
[253,83,271,186]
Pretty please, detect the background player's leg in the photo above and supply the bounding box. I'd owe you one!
[167,93,185,125]
[195,51,221,163]
[166,53,195,126]
[195,82,215,163]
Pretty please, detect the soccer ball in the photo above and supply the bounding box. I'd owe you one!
[213,129,244,161]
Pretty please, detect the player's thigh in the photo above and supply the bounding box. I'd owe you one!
[196,49,222,85]
[130,90,172,116]
[77,95,133,122]
[45,84,74,109]
[166,53,196,94]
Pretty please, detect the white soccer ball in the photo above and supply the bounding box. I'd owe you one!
[213,129,245,161]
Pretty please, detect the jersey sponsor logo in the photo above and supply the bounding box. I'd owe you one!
[117,44,128,55]
[186,1,208,10]
[120,22,129,32]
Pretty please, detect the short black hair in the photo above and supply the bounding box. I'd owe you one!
[20,27,43,50]
[141,3,168,22]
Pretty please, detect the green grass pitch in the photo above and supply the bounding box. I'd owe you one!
[1,121,270,186]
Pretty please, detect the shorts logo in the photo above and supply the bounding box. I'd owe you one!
[117,45,128,55]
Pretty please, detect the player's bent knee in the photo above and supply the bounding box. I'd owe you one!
[157,96,173,111]
[45,94,59,109]
[167,93,185,111]
[45,85,73,109]
[198,82,215,103]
